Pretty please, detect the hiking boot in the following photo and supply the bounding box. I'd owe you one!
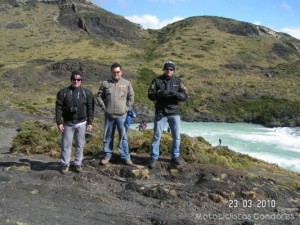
[125,159,134,166]
[101,157,111,165]
[61,166,69,175]
[148,159,157,169]
[171,157,182,166]
[75,165,82,173]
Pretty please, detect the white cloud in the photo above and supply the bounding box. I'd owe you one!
[125,14,184,29]
[253,21,261,26]
[280,2,292,11]
[280,27,300,39]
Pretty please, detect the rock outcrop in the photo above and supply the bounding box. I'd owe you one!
[57,2,144,41]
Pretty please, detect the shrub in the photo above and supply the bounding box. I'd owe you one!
[11,120,104,158]
[12,121,260,170]
[11,121,61,158]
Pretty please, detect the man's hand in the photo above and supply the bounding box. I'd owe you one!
[87,125,93,132]
[58,124,64,132]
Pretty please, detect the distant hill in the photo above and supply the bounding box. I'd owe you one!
[0,1,300,127]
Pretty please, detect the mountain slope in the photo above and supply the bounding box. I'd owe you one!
[0,1,300,126]
[146,16,300,125]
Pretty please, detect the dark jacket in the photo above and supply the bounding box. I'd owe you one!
[55,86,94,125]
[148,75,188,115]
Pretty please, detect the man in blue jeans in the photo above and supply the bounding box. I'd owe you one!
[97,62,135,166]
[148,60,188,169]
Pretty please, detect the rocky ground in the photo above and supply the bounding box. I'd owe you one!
[0,110,299,225]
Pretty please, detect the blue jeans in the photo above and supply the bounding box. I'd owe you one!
[103,114,130,161]
[61,121,86,166]
[150,114,181,160]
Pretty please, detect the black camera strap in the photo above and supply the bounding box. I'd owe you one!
[63,87,87,108]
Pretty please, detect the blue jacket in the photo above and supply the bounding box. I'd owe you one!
[125,109,137,127]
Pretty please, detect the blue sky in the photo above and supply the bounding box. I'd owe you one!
[90,0,300,39]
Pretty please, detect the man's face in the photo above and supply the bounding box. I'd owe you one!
[111,66,122,80]
[71,74,82,87]
[164,67,174,77]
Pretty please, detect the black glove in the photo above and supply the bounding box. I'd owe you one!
[157,90,169,98]
[168,91,177,96]
[164,90,179,98]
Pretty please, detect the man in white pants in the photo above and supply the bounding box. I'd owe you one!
[55,71,94,174]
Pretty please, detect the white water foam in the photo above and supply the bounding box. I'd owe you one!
[132,122,300,173]
[250,152,300,172]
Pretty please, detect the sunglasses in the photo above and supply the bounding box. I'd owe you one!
[72,79,82,82]
[165,68,174,71]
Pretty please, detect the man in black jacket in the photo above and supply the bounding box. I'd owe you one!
[55,71,94,174]
[148,61,188,169]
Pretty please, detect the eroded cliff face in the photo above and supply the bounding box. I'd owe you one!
[56,1,144,42]
[0,0,143,42]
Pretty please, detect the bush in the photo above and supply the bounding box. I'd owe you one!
[11,121,260,170]
[11,120,103,158]
[11,121,61,158]
[218,96,300,126]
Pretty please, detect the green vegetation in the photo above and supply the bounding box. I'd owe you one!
[12,120,263,170]
[219,96,300,126]
[133,68,157,105]
[12,121,61,158]
[129,130,259,169]
[11,119,105,158]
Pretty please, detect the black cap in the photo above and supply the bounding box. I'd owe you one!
[163,60,175,70]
